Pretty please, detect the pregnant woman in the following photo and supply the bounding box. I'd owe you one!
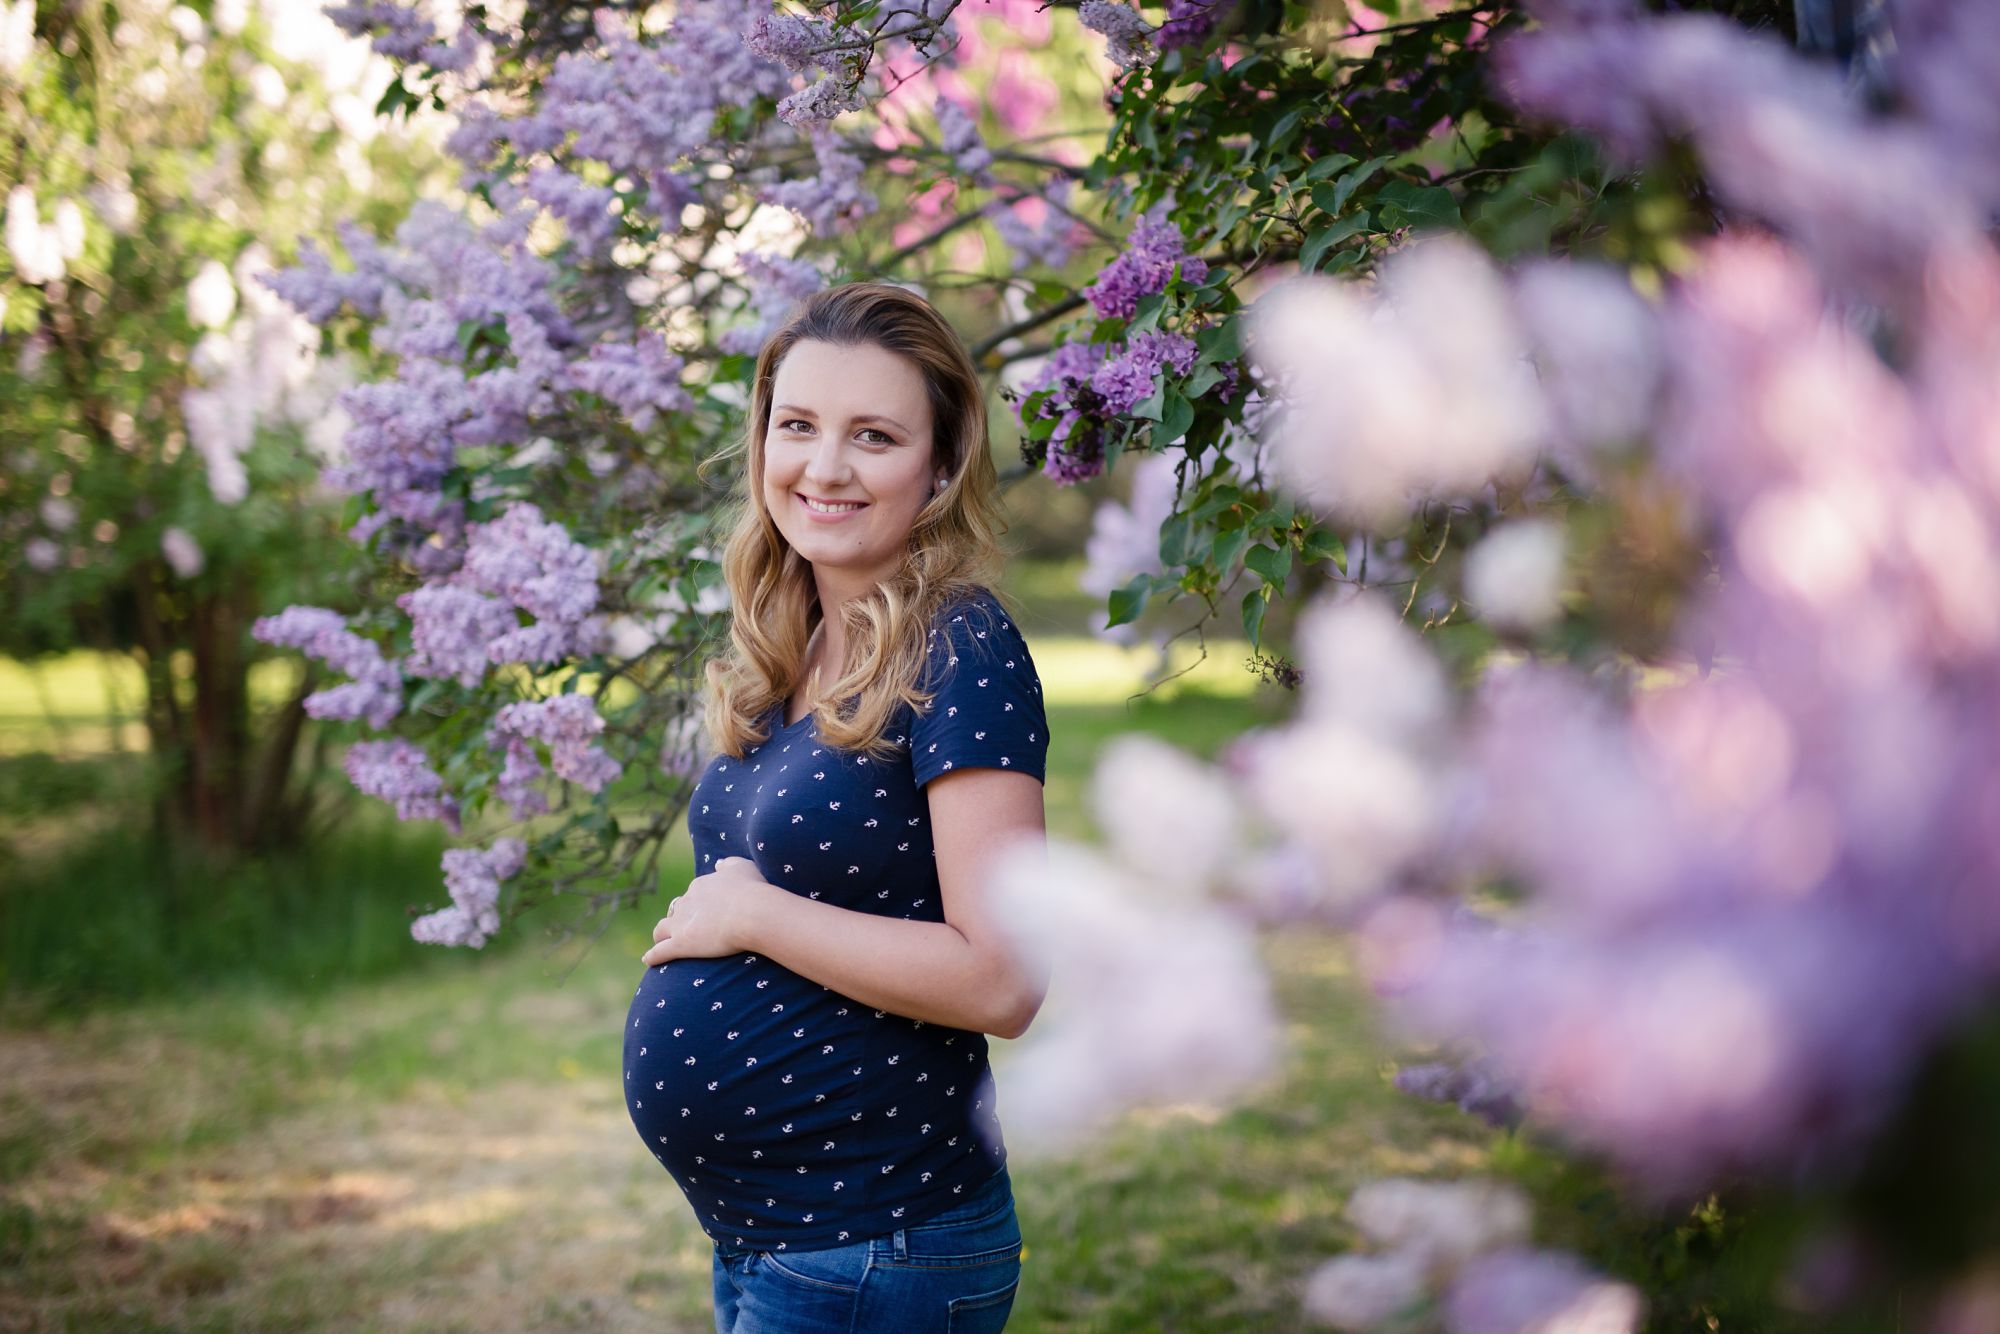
[624,282,1052,1333]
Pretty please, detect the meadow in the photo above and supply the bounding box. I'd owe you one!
[0,569,1511,1331]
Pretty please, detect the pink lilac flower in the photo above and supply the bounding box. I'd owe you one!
[490,694,623,792]
[1443,1246,1645,1334]
[1083,204,1207,319]
[344,737,459,829]
[251,605,405,729]
[411,837,528,948]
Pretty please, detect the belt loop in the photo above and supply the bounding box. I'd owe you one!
[892,1226,908,1260]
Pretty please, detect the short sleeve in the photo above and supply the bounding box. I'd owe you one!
[909,592,1049,788]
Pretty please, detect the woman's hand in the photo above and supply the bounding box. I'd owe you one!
[641,856,774,966]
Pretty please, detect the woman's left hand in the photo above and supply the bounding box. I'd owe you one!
[641,856,772,966]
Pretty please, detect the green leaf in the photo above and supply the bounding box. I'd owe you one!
[1302,152,1358,183]
[1299,211,1370,273]
[1158,511,1194,567]
[1241,587,1269,646]
[1211,524,1252,574]
[1376,181,1462,232]
[1196,318,1243,364]
[1128,290,1167,335]
[1183,363,1225,399]
[1157,389,1194,445]
[1108,573,1153,628]
[1330,156,1391,213]
[1130,383,1167,422]
[1245,542,1292,586]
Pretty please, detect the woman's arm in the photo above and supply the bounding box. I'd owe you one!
[740,766,1049,1038]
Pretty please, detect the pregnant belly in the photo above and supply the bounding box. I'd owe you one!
[623,959,868,1180]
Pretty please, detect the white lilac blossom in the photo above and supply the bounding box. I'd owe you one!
[251,605,405,729]
[1241,591,1451,915]
[186,259,237,329]
[1088,732,1244,903]
[1462,520,1566,633]
[343,737,459,829]
[411,837,528,948]
[160,526,204,578]
[5,186,64,285]
[1079,448,1180,645]
[980,835,1283,1153]
[1248,234,1548,531]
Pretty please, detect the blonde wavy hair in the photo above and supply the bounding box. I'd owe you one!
[699,281,1016,764]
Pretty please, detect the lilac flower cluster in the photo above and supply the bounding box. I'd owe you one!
[325,1,478,72]
[1083,205,1207,320]
[1235,0,2000,1211]
[1077,0,1156,70]
[1155,0,1237,51]
[568,330,693,432]
[935,95,994,183]
[490,694,623,794]
[1090,331,1198,416]
[343,737,459,830]
[763,131,878,234]
[985,183,1079,272]
[720,250,827,356]
[411,837,528,948]
[251,606,404,729]
[455,501,606,665]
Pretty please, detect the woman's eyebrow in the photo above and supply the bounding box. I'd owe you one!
[774,404,910,434]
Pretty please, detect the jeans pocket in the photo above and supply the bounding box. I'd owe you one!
[753,1238,869,1294]
[945,1270,1022,1334]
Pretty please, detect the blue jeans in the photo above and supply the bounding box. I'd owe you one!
[709,1163,1023,1333]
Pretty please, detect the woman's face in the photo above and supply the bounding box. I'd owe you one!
[761,339,943,585]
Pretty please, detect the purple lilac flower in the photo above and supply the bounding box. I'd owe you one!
[411,837,528,948]
[524,164,620,255]
[935,95,994,182]
[568,330,694,432]
[457,501,606,666]
[1156,0,1236,51]
[1078,0,1156,69]
[1083,205,1207,319]
[397,583,518,688]
[764,131,877,232]
[1443,1247,1645,1334]
[494,737,552,819]
[490,694,623,792]
[251,605,404,729]
[344,737,459,829]
[986,182,1078,272]
[1089,331,1199,416]
[720,250,827,355]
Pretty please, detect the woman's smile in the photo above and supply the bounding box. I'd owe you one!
[798,492,871,520]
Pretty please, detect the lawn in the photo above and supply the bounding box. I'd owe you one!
[0,592,1507,1330]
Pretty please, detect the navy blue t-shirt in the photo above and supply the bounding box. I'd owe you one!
[623,587,1049,1251]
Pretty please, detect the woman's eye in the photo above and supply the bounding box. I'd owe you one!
[860,429,893,445]
[779,419,812,434]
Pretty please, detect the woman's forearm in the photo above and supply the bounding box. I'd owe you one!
[739,882,1031,1037]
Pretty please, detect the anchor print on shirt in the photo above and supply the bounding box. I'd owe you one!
[637,593,1044,1243]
